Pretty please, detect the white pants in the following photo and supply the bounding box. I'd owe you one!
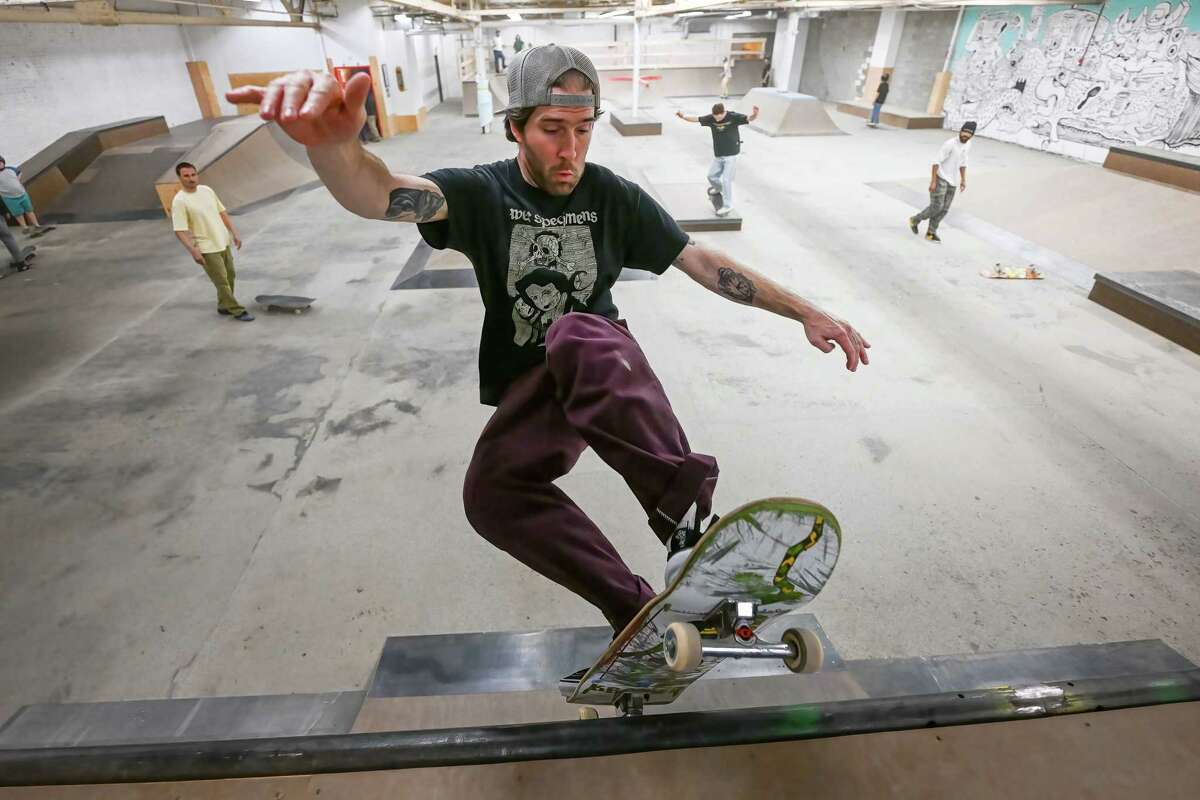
[707,156,737,207]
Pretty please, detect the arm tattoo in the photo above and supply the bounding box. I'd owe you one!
[384,187,445,222]
[717,267,757,304]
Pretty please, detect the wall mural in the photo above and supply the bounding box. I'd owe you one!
[944,1,1200,159]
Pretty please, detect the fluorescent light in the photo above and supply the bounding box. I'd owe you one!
[678,10,706,16]
[506,11,522,20]
[597,8,632,17]
[724,10,750,19]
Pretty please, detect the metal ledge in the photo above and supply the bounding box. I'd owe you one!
[2,670,1198,787]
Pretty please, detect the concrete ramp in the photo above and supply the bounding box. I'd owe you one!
[746,88,845,137]
[154,116,318,216]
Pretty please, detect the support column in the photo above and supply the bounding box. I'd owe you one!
[632,17,641,114]
[928,4,965,115]
[861,9,906,102]
[185,61,221,119]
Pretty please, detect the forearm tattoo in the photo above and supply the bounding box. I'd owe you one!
[717,266,757,304]
[384,187,445,222]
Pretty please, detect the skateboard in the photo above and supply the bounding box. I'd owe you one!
[255,294,315,314]
[981,264,1043,280]
[26,226,56,239]
[562,496,841,716]
[707,186,723,214]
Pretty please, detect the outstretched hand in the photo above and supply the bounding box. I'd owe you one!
[802,309,871,372]
[225,70,370,148]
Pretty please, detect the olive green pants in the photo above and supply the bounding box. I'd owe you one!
[200,247,246,316]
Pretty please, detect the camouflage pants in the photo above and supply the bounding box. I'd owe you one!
[914,176,957,233]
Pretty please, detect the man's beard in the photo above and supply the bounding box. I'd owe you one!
[523,150,580,195]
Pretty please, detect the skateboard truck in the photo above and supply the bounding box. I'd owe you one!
[663,600,824,675]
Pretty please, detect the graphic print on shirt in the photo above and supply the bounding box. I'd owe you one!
[506,224,598,347]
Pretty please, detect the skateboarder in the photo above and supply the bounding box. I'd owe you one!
[170,162,254,321]
[1,213,33,272]
[227,45,869,635]
[869,73,889,127]
[909,121,975,243]
[719,56,734,99]
[0,156,49,236]
[675,102,759,217]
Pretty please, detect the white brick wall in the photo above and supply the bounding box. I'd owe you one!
[0,22,198,165]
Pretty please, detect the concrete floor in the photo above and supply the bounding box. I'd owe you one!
[1,100,1197,725]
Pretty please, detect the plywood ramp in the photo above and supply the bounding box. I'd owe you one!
[154,117,318,215]
[2,703,1196,799]
[745,87,845,136]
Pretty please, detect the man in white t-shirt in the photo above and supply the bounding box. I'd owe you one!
[170,162,254,321]
[909,120,976,243]
[493,31,507,73]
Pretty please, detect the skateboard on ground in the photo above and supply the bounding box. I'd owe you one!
[255,294,315,314]
[26,226,55,239]
[561,496,841,717]
[981,264,1043,280]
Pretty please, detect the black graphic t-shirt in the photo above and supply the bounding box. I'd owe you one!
[699,112,749,157]
[418,159,688,406]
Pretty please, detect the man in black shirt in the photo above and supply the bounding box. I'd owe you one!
[229,46,870,635]
[869,73,889,127]
[676,102,759,217]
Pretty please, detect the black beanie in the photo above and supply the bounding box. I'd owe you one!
[961,121,978,134]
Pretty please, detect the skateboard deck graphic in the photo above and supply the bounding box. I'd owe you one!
[255,294,315,313]
[981,265,1043,280]
[565,497,841,709]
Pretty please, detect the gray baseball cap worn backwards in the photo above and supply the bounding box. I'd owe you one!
[504,44,601,113]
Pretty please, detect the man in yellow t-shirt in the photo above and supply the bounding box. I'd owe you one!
[171,162,253,321]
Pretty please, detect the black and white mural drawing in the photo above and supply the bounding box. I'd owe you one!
[945,1,1200,159]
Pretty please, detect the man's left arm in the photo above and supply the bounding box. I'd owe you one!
[219,210,243,249]
[746,107,759,123]
[672,239,870,371]
[959,165,967,193]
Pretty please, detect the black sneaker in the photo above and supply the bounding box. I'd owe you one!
[218,308,232,316]
[15,261,31,272]
[925,232,942,243]
[234,311,255,321]
[664,505,720,588]
[908,217,919,235]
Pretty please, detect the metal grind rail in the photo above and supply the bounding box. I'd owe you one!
[2,669,1198,787]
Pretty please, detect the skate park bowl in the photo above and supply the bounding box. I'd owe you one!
[153,116,320,217]
[744,88,846,137]
[1,620,1198,796]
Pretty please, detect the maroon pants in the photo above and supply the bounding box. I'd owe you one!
[463,313,718,631]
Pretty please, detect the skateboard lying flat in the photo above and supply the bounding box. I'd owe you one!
[562,496,841,716]
[981,264,1043,280]
[27,226,56,239]
[255,294,315,314]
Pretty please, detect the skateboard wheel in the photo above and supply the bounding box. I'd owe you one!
[578,706,599,721]
[782,628,824,674]
[664,621,702,673]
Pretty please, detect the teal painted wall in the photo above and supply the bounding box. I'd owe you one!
[944,1,1200,160]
